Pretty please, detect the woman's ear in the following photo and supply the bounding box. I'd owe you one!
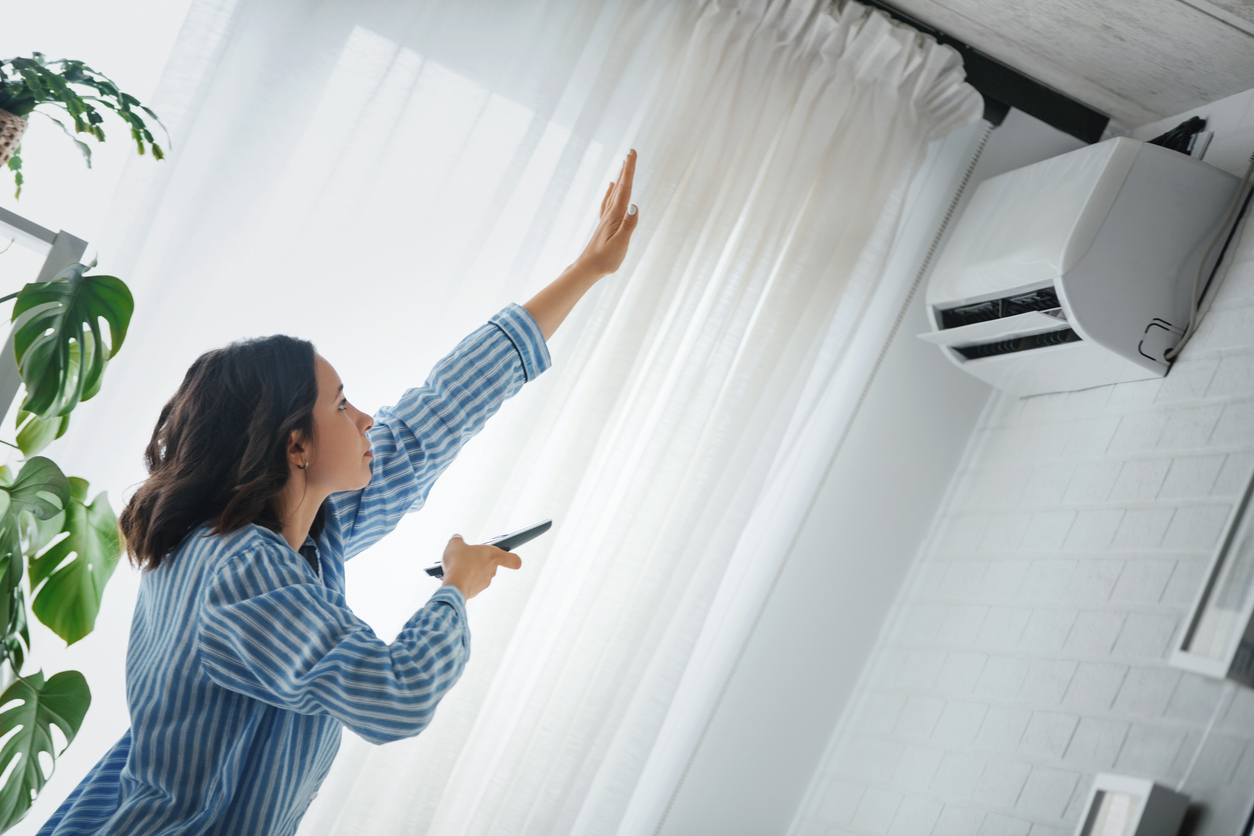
[287,429,309,467]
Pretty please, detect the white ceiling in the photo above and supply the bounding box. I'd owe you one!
[872,0,1254,130]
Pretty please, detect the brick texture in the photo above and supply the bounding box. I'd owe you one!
[791,154,1254,834]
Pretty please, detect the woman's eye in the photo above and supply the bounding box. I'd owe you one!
[338,399,348,411]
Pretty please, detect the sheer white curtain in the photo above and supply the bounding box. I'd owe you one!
[18,0,980,832]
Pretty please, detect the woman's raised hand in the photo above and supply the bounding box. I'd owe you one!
[575,148,640,277]
[441,534,522,600]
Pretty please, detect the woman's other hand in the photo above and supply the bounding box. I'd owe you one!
[575,148,640,277]
[441,534,522,599]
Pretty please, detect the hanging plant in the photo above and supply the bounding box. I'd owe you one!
[0,52,168,198]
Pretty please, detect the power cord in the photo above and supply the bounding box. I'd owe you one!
[1164,146,1254,362]
[1148,115,1208,156]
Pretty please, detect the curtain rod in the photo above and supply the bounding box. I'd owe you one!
[853,0,1111,143]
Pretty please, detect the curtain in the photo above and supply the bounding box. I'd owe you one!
[24,0,980,832]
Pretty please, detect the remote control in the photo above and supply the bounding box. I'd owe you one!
[424,518,553,579]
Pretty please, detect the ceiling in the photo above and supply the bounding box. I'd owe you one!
[868,0,1254,130]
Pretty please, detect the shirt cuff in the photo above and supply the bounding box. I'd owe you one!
[490,303,552,383]
[430,583,468,621]
[430,584,471,652]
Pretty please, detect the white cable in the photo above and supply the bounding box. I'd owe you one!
[1164,147,1254,361]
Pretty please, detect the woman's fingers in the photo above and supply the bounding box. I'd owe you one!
[493,549,523,571]
[613,149,636,215]
[603,151,635,219]
[600,180,614,216]
[576,148,639,276]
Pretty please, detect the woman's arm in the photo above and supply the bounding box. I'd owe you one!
[522,262,603,342]
[325,305,548,559]
[324,150,641,555]
[198,544,470,745]
[524,149,639,340]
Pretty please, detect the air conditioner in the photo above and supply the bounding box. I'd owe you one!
[918,136,1242,397]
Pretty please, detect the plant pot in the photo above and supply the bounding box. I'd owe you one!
[0,108,27,168]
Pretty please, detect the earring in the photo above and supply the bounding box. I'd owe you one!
[298,459,309,470]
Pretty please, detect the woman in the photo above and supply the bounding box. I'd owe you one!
[39,151,640,836]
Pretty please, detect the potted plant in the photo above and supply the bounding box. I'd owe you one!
[0,258,133,830]
[0,52,167,198]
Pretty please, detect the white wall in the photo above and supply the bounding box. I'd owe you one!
[790,88,1254,836]
[654,108,1090,835]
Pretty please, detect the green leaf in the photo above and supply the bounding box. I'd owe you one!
[1,587,30,674]
[0,458,48,668]
[18,501,63,559]
[0,670,90,830]
[0,458,68,523]
[14,410,70,458]
[28,478,120,645]
[0,521,21,668]
[10,262,133,419]
[8,150,21,200]
[138,105,171,148]
[14,345,77,458]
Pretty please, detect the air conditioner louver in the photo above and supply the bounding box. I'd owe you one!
[954,328,1081,361]
[939,288,1060,329]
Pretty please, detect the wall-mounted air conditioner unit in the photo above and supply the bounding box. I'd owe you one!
[918,137,1241,397]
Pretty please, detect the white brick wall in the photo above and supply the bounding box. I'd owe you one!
[791,150,1254,833]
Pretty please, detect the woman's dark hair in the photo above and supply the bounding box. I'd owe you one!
[119,335,326,569]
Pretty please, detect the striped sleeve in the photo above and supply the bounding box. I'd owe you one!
[327,303,551,560]
[196,543,471,745]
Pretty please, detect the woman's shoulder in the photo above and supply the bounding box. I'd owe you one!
[172,521,300,580]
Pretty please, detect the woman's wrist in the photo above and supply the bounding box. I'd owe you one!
[566,258,608,285]
[442,577,469,600]
[522,261,606,341]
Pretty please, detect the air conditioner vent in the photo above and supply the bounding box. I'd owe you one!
[939,287,1060,329]
[954,327,1081,361]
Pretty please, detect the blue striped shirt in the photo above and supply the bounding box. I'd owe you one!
[39,303,551,835]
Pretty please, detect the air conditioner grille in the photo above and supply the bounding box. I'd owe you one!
[940,287,1060,329]
[954,327,1081,361]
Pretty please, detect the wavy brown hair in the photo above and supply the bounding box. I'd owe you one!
[119,335,327,569]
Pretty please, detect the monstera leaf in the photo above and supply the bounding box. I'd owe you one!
[0,458,68,618]
[10,260,132,419]
[28,478,120,646]
[0,458,69,526]
[14,410,70,458]
[0,459,69,669]
[0,521,22,675]
[13,337,79,456]
[0,670,90,830]
[1,587,29,676]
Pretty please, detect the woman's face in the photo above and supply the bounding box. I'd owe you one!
[303,354,375,492]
